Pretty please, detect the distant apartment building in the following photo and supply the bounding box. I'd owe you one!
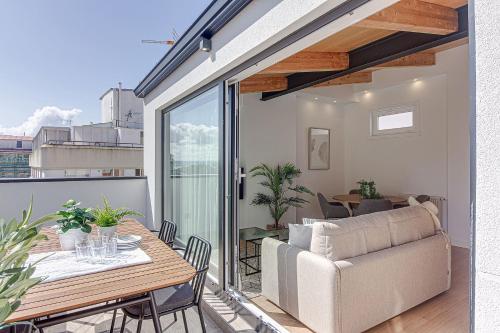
[30,85,144,178]
[0,135,32,178]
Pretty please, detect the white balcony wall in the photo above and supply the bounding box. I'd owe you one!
[0,178,152,229]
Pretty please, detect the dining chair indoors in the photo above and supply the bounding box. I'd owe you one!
[118,235,212,333]
[353,199,393,216]
[317,193,350,219]
[349,189,360,195]
[416,194,431,203]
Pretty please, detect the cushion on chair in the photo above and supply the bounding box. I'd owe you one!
[288,224,314,250]
[123,283,194,317]
[310,206,437,261]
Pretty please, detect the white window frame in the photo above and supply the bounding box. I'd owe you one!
[371,104,419,136]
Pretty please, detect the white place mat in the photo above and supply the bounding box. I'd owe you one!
[27,248,153,283]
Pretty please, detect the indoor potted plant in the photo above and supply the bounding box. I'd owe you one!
[0,200,57,331]
[55,199,94,250]
[357,179,382,199]
[92,196,143,238]
[250,162,314,230]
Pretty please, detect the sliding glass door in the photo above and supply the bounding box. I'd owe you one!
[163,85,223,284]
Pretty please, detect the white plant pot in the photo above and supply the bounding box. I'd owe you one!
[59,228,89,251]
[98,225,117,238]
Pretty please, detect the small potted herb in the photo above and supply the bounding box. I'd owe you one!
[92,197,143,238]
[55,199,94,250]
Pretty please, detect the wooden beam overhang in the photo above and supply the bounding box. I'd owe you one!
[260,51,349,74]
[313,71,372,87]
[375,53,436,68]
[240,76,288,94]
[261,5,467,101]
[356,0,458,35]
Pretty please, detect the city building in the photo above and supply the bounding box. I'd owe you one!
[0,135,32,178]
[30,85,144,178]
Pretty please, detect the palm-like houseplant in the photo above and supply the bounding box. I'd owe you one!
[0,201,57,329]
[92,197,143,237]
[250,163,314,229]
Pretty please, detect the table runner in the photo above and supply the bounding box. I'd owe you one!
[27,248,152,283]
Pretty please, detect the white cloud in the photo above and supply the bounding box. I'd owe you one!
[0,106,82,136]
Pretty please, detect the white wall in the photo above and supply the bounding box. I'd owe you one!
[143,0,397,228]
[339,45,470,248]
[473,0,500,330]
[239,46,470,248]
[239,94,297,229]
[0,178,151,228]
[239,93,345,228]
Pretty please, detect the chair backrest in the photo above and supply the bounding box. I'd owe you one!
[183,235,212,304]
[349,189,360,195]
[317,193,350,219]
[353,199,393,216]
[158,219,177,247]
[317,193,331,218]
[416,194,431,203]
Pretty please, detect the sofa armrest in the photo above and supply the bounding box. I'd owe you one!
[261,237,340,333]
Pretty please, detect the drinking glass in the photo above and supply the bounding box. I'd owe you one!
[75,241,90,262]
[89,237,106,264]
[105,236,118,258]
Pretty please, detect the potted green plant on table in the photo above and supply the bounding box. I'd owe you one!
[92,197,143,238]
[250,163,314,230]
[55,200,94,250]
[0,201,57,332]
[357,179,382,199]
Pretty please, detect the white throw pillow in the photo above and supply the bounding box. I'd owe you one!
[288,224,313,250]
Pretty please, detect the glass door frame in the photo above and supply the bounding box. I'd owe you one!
[160,81,226,289]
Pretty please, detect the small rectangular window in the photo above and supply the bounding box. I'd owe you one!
[16,141,22,148]
[371,105,418,136]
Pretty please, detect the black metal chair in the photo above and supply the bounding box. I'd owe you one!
[118,235,212,333]
[317,193,350,219]
[353,199,393,216]
[157,219,177,247]
[109,220,179,332]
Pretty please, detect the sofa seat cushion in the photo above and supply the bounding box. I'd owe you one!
[310,206,437,261]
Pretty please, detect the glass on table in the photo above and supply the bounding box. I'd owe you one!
[104,235,118,258]
[75,240,90,262]
[89,237,106,263]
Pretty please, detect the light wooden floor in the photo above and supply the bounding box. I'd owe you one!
[252,246,470,333]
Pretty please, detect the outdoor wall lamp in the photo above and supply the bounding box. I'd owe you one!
[200,37,212,52]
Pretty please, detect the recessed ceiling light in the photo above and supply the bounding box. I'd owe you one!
[314,97,318,100]
[333,100,337,103]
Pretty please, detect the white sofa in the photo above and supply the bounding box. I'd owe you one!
[261,206,451,333]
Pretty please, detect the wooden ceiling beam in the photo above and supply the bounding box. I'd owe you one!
[314,72,372,87]
[260,51,349,74]
[356,0,458,35]
[240,76,288,94]
[375,53,436,68]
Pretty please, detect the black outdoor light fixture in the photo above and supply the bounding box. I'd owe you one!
[200,36,212,52]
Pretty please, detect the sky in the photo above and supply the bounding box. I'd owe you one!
[0,0,212,136]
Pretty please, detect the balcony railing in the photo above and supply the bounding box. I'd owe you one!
[45,140,143,148]
[0,176,150,227]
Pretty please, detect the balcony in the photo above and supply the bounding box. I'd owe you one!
[0,177,236,333]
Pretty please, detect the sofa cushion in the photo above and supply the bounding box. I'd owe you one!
[310,206,437,261]
[288,224,313,250]
[387,205,436,246]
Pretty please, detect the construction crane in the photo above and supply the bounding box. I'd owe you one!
[141,28,179,46]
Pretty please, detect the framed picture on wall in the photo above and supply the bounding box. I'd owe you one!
[308,127,330,170]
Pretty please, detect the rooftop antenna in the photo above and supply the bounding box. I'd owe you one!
[141,28,178,46]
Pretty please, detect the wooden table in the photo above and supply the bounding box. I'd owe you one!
[6,220,196,332]
[332,193,407,205]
